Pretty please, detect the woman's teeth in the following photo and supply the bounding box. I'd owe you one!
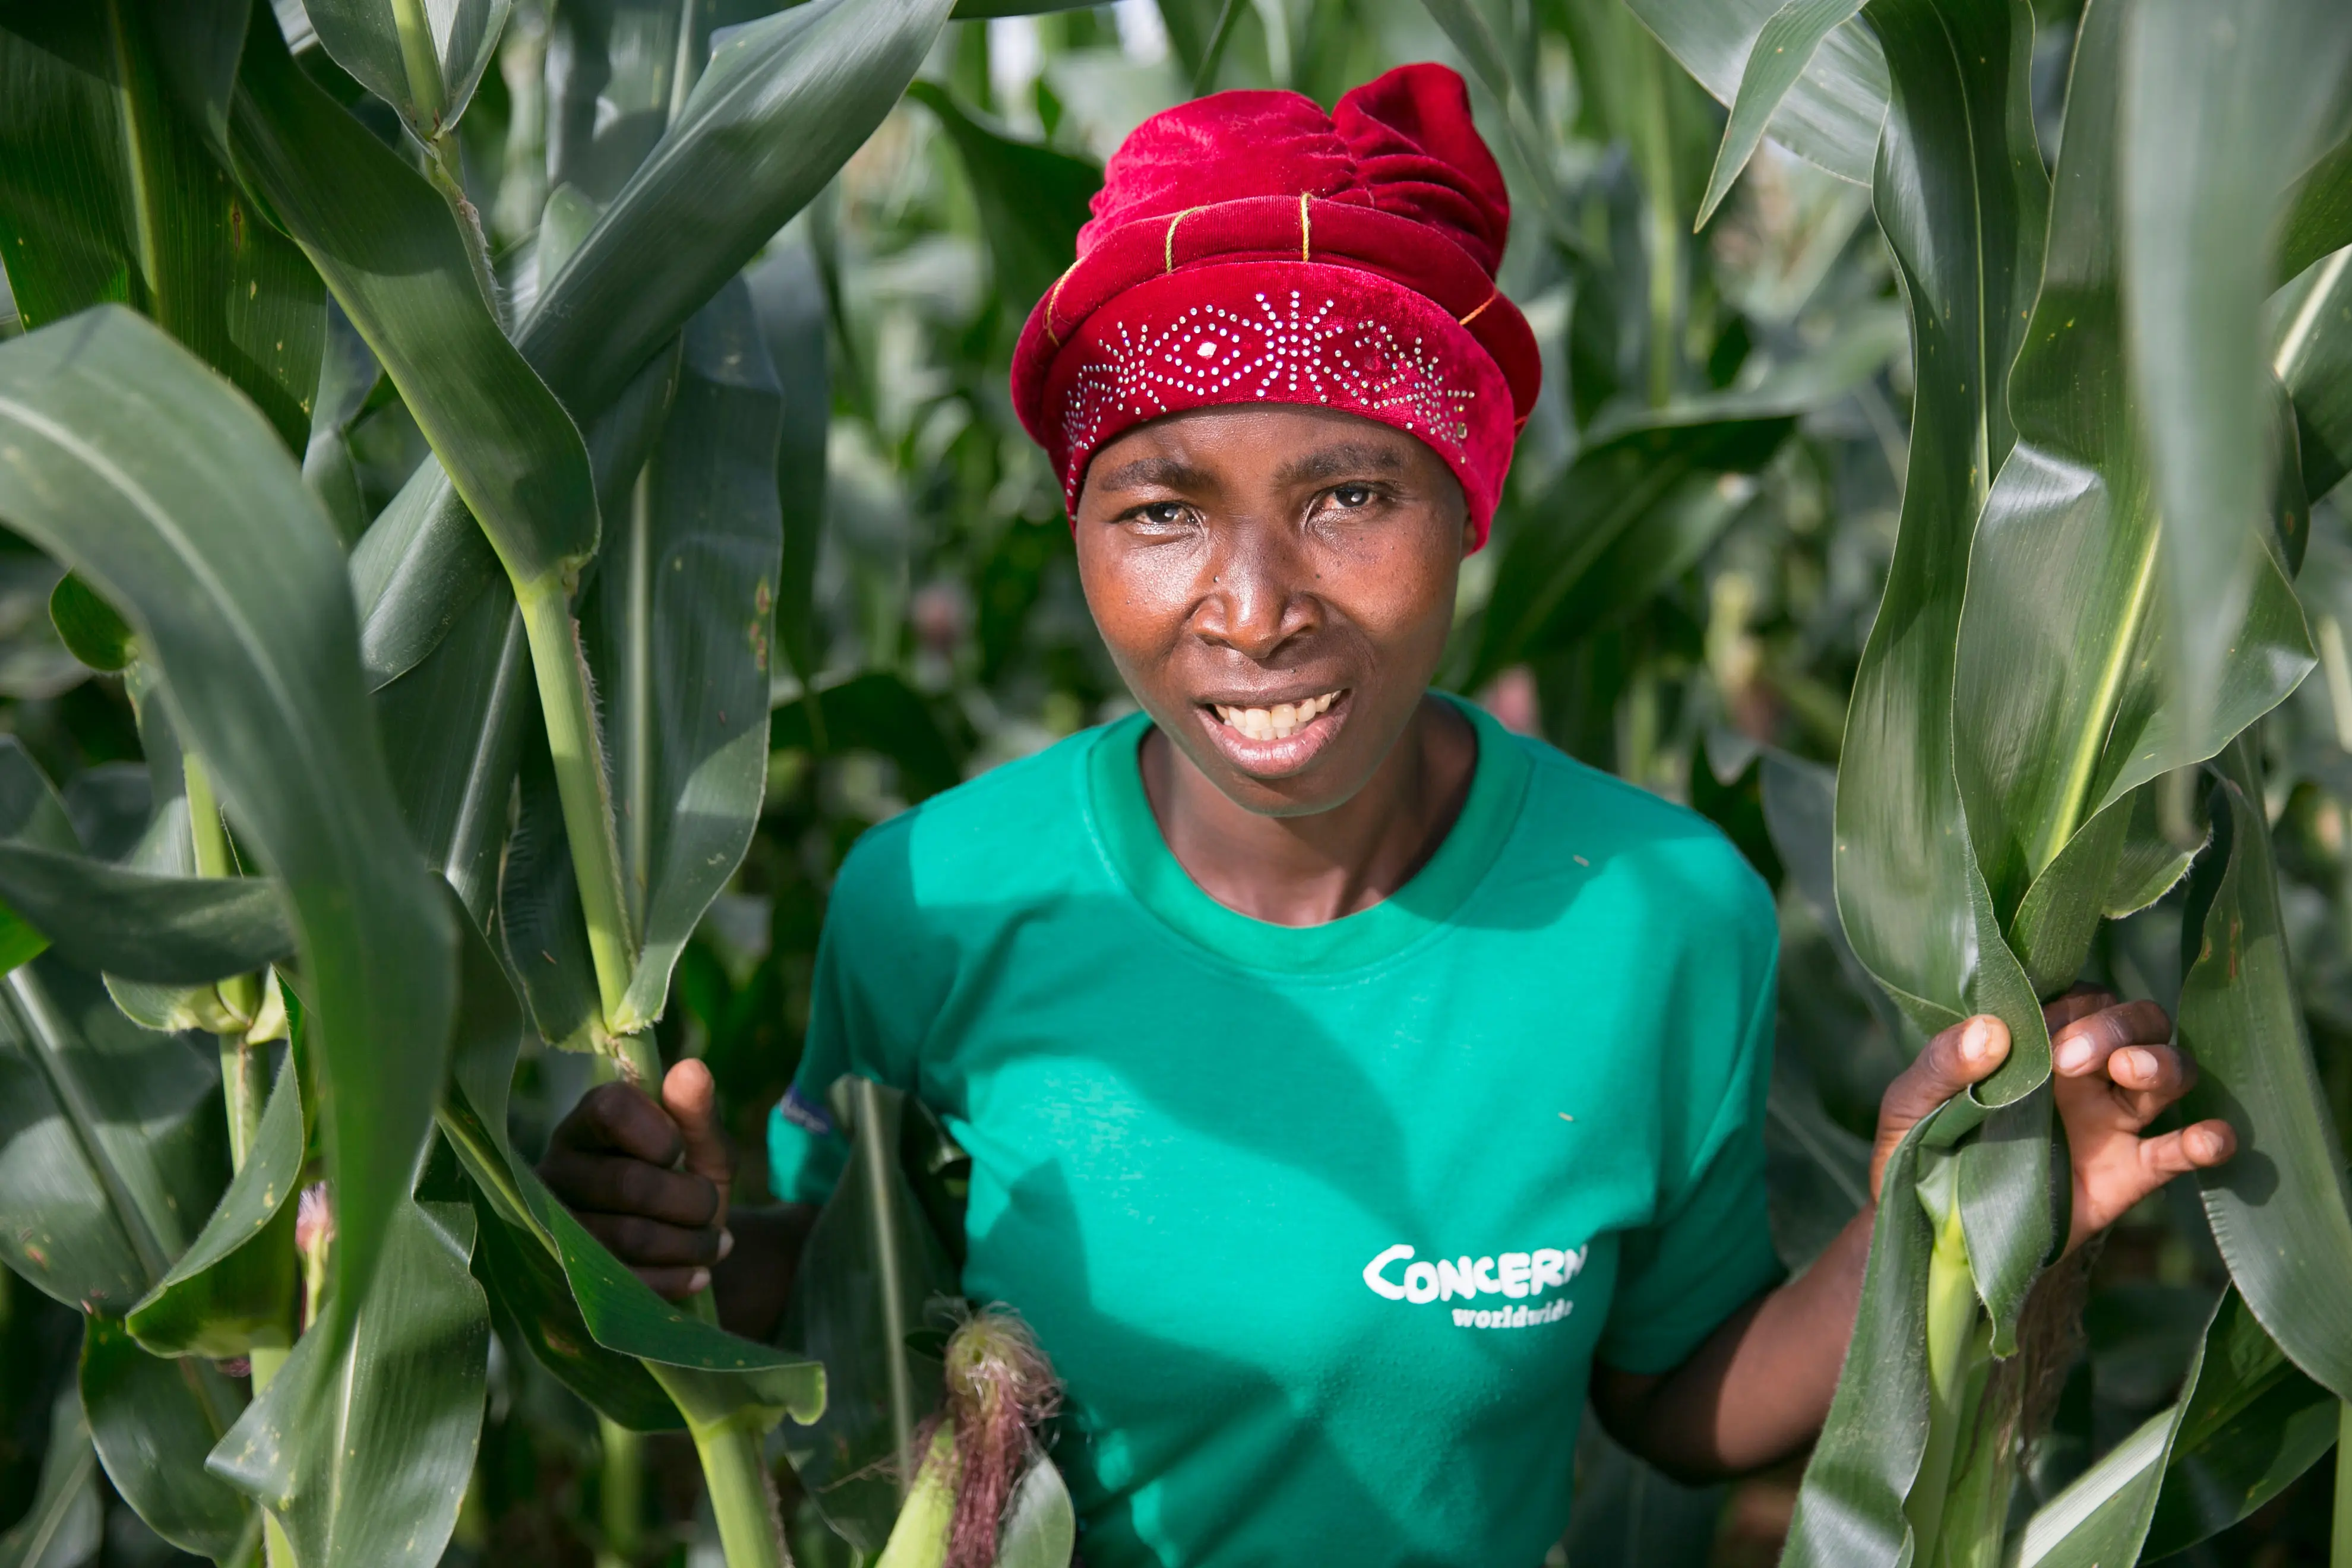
[1212,691,1339,741]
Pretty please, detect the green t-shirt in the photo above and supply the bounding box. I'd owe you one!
[769,698,1782,1568]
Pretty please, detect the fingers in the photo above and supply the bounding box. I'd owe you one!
[2051,1000,2173,1077]
[538,1149,722,1228]
[548,1081,685,1167]
[2053,1003,2196,1135]
[2136,1120,2237,1179]
[2041,987,2118,1035]
[539,1068,738,1289]
[663,1060,733,1195]
[1871,1016,2010,1201]
[1887,1016,2012,1118]
[2066,1117,2236,1248]
[573,1209,729,1269]
[632,1265,713,1301]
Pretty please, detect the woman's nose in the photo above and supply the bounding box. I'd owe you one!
[1193,526,1317,659]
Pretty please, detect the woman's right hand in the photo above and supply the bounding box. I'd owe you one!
[538,1058,735,1300]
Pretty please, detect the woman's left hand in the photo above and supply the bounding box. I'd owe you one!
[1869,990,2237,1254]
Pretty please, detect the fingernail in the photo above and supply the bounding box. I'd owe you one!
[717,1228,735,1262]
[2056,1036,2093,1072]
[688,1268,711,1294]
[1961,1020,1991,1061]
[2119,1047,2154,1080]
[2190,1127,2224,1160]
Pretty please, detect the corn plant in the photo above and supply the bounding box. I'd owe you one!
[0,0,997,1562]
[1599,0,2352,1562]
[5,1,2352,1565]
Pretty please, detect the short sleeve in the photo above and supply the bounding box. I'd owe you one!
[766,818,937,1205]
[1596,926,1784,1375]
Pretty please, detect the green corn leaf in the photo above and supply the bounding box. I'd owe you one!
[301,299,384,545]
[543,0,701,207]
[2018,1285,2337,1564]
[467,1178,685,1431]
[949,0,1104,14]
[304,0,512,138]
[0,1,321,450]
[45,576,131,674]
[126,1054,302,1360]
[1828,0,2059,1448]
[1414,0,1579,248]
[2119,0,2352,765]
[231,13,634,1031]
[1762,748,1917,1112]
[0,739,87,856]
[2142,1286,2340,1555]
[354,0,948,692]
[2100,778,2205,918]
[2176,750,2352,1401]
[0,305,457,1332]
[1468,303,1901,684]
[1621,0,1889,187]
[1779,1104,1972,1567]
[0,908,45,984]
[349,466,503,689]
[1952,0,2312,994]
[0,846,292,986]
[375,583,532,925]
[346,329,690,700]
[0,956,220,1314]
[770,672,969,802]
[744,234,830,690]
[229,14,600,596]
[1470,414,1791,687]
[78,1314,253,1561]
[1695,0,1870,229]
[497,729,600,1049]
[436,897,823,1398]
[344,343,677,745]
[779,1077,959,1552]
[206,1197,489,1568]
[433,886,683,1429]
[1749,751,1879,1269]
[1832,0,2048,1054]
[2016,1338,2208,1566]
[2274,244,2352,506]
[2277,132,2352,290]
[523,0,954,420]
[0,1393,100,1568]
[583,280,784,1029]
[536,1167,829,1384]
[904,81,1101,315]
[0,737,68,979]
[95,667,265,1038]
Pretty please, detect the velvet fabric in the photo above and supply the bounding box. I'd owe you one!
[1010,63,1540,545]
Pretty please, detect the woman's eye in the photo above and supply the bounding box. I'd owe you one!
[1135,501,1190,527]
[1329,484,1374,509]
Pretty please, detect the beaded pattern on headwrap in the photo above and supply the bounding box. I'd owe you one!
[1058,287,1475,506]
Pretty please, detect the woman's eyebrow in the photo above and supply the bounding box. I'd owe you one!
[1093,455,1213,491]
[1275,443,1406,486]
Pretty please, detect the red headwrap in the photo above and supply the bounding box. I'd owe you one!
[1010,63,1541,548]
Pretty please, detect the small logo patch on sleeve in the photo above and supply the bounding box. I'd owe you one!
[779,1083,836,1138]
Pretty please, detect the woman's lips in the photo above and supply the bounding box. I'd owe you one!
[1193,688,1351,776]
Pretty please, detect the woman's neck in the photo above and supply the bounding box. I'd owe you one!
[1139,693,1480,927]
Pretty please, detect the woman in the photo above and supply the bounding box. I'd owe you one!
[541,65,2234,1567]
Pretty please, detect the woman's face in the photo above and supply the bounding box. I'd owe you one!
[1073,405,1474,817]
